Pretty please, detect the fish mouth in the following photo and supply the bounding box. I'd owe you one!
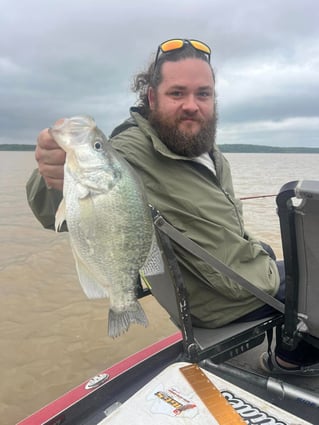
[50,118,70,136]
[49,116,97,150]
[49,118,69,145]
[53,118,67,128]
[51,116,97,133]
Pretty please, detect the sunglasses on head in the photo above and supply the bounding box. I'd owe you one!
[154,39,211,68]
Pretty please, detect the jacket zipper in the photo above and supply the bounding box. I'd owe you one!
[219,185,245,237]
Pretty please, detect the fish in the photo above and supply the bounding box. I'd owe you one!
[49,115,162,338]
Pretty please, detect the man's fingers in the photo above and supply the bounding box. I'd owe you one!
[43,175,64,192]
[37,128,59,150]
[35,145,66,166]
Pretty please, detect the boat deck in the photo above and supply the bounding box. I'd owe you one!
[97,361,312,425]
[222,338,319,422]
[228,337,319,392]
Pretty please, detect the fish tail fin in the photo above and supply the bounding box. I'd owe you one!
[108,301,148,338]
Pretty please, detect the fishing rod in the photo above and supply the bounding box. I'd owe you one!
[240,194,277,200]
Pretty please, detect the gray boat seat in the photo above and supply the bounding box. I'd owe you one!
[277,180,319,349]
[140,180,319,361]
[142,208,283,363]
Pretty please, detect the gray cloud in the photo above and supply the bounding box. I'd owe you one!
[1,0,319,146]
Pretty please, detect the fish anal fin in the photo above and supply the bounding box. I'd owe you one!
[55,198,67,232]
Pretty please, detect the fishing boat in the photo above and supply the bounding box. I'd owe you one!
[17,181,319,425]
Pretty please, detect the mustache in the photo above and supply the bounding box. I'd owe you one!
[178,114,204,122]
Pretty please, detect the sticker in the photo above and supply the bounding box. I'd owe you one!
[223,391,287,425]
[147,384,198,418]
[85,373,109,390]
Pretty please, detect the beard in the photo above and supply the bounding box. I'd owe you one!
[149,104,218,158]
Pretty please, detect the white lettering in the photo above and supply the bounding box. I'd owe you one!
[223,391,286,425]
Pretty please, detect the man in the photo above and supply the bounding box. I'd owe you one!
[27,38,319,374]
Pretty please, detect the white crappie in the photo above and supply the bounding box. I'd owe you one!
[50,116,161,337]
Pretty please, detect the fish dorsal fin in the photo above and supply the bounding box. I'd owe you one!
[140,234,164,276]
[55,198,67,232]
[72,247,109,299]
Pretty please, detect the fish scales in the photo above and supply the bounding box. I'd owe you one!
[50,116,160,337]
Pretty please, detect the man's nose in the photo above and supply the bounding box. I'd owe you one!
[182,95,199,112]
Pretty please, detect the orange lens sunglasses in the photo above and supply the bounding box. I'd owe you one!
[154,38,211,67]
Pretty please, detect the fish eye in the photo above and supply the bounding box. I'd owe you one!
[94,140,103,151]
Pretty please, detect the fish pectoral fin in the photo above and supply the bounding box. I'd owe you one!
[72,251,109,299]
[55,198,67,231]
[140,234,164,277]
[77,182,90,199]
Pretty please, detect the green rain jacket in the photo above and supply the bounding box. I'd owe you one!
[26,108,279,328]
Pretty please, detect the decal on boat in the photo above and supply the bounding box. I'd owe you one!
[144,380,290,424]
[147,384,199,418]
[85,373,109,390]
[223,391,286,425]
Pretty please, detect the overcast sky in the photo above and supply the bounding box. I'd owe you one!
[1,0,318,146]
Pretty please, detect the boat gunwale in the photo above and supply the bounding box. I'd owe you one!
[16,332,182,425]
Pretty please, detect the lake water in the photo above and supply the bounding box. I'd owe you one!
[1,151,318,424]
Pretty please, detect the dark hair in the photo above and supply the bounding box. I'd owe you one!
[132,44,215,118]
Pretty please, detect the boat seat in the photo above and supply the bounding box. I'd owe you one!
[141,207,283,363]
[139,180,319,362]
[277,180,319,350]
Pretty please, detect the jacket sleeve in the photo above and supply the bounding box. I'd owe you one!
[26,169,65,230]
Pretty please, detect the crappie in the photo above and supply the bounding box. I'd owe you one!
[49,115,162,337]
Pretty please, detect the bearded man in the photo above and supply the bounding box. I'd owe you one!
[27,39,319,374]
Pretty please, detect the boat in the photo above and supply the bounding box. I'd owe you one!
[16,331,319,425]
[17,181,319,424]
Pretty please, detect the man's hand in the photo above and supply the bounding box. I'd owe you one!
[35,127,66,191]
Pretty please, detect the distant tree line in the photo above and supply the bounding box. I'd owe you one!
[219,144,319,153]
[0,144,36,151]
[1,143,319,153]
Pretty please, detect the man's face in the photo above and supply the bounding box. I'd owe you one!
[148,58,217,157]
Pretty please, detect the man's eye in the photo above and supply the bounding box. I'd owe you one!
[170,91,183,97]
[198,91,210,97]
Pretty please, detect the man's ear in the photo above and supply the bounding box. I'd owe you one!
[148,87,155,111]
